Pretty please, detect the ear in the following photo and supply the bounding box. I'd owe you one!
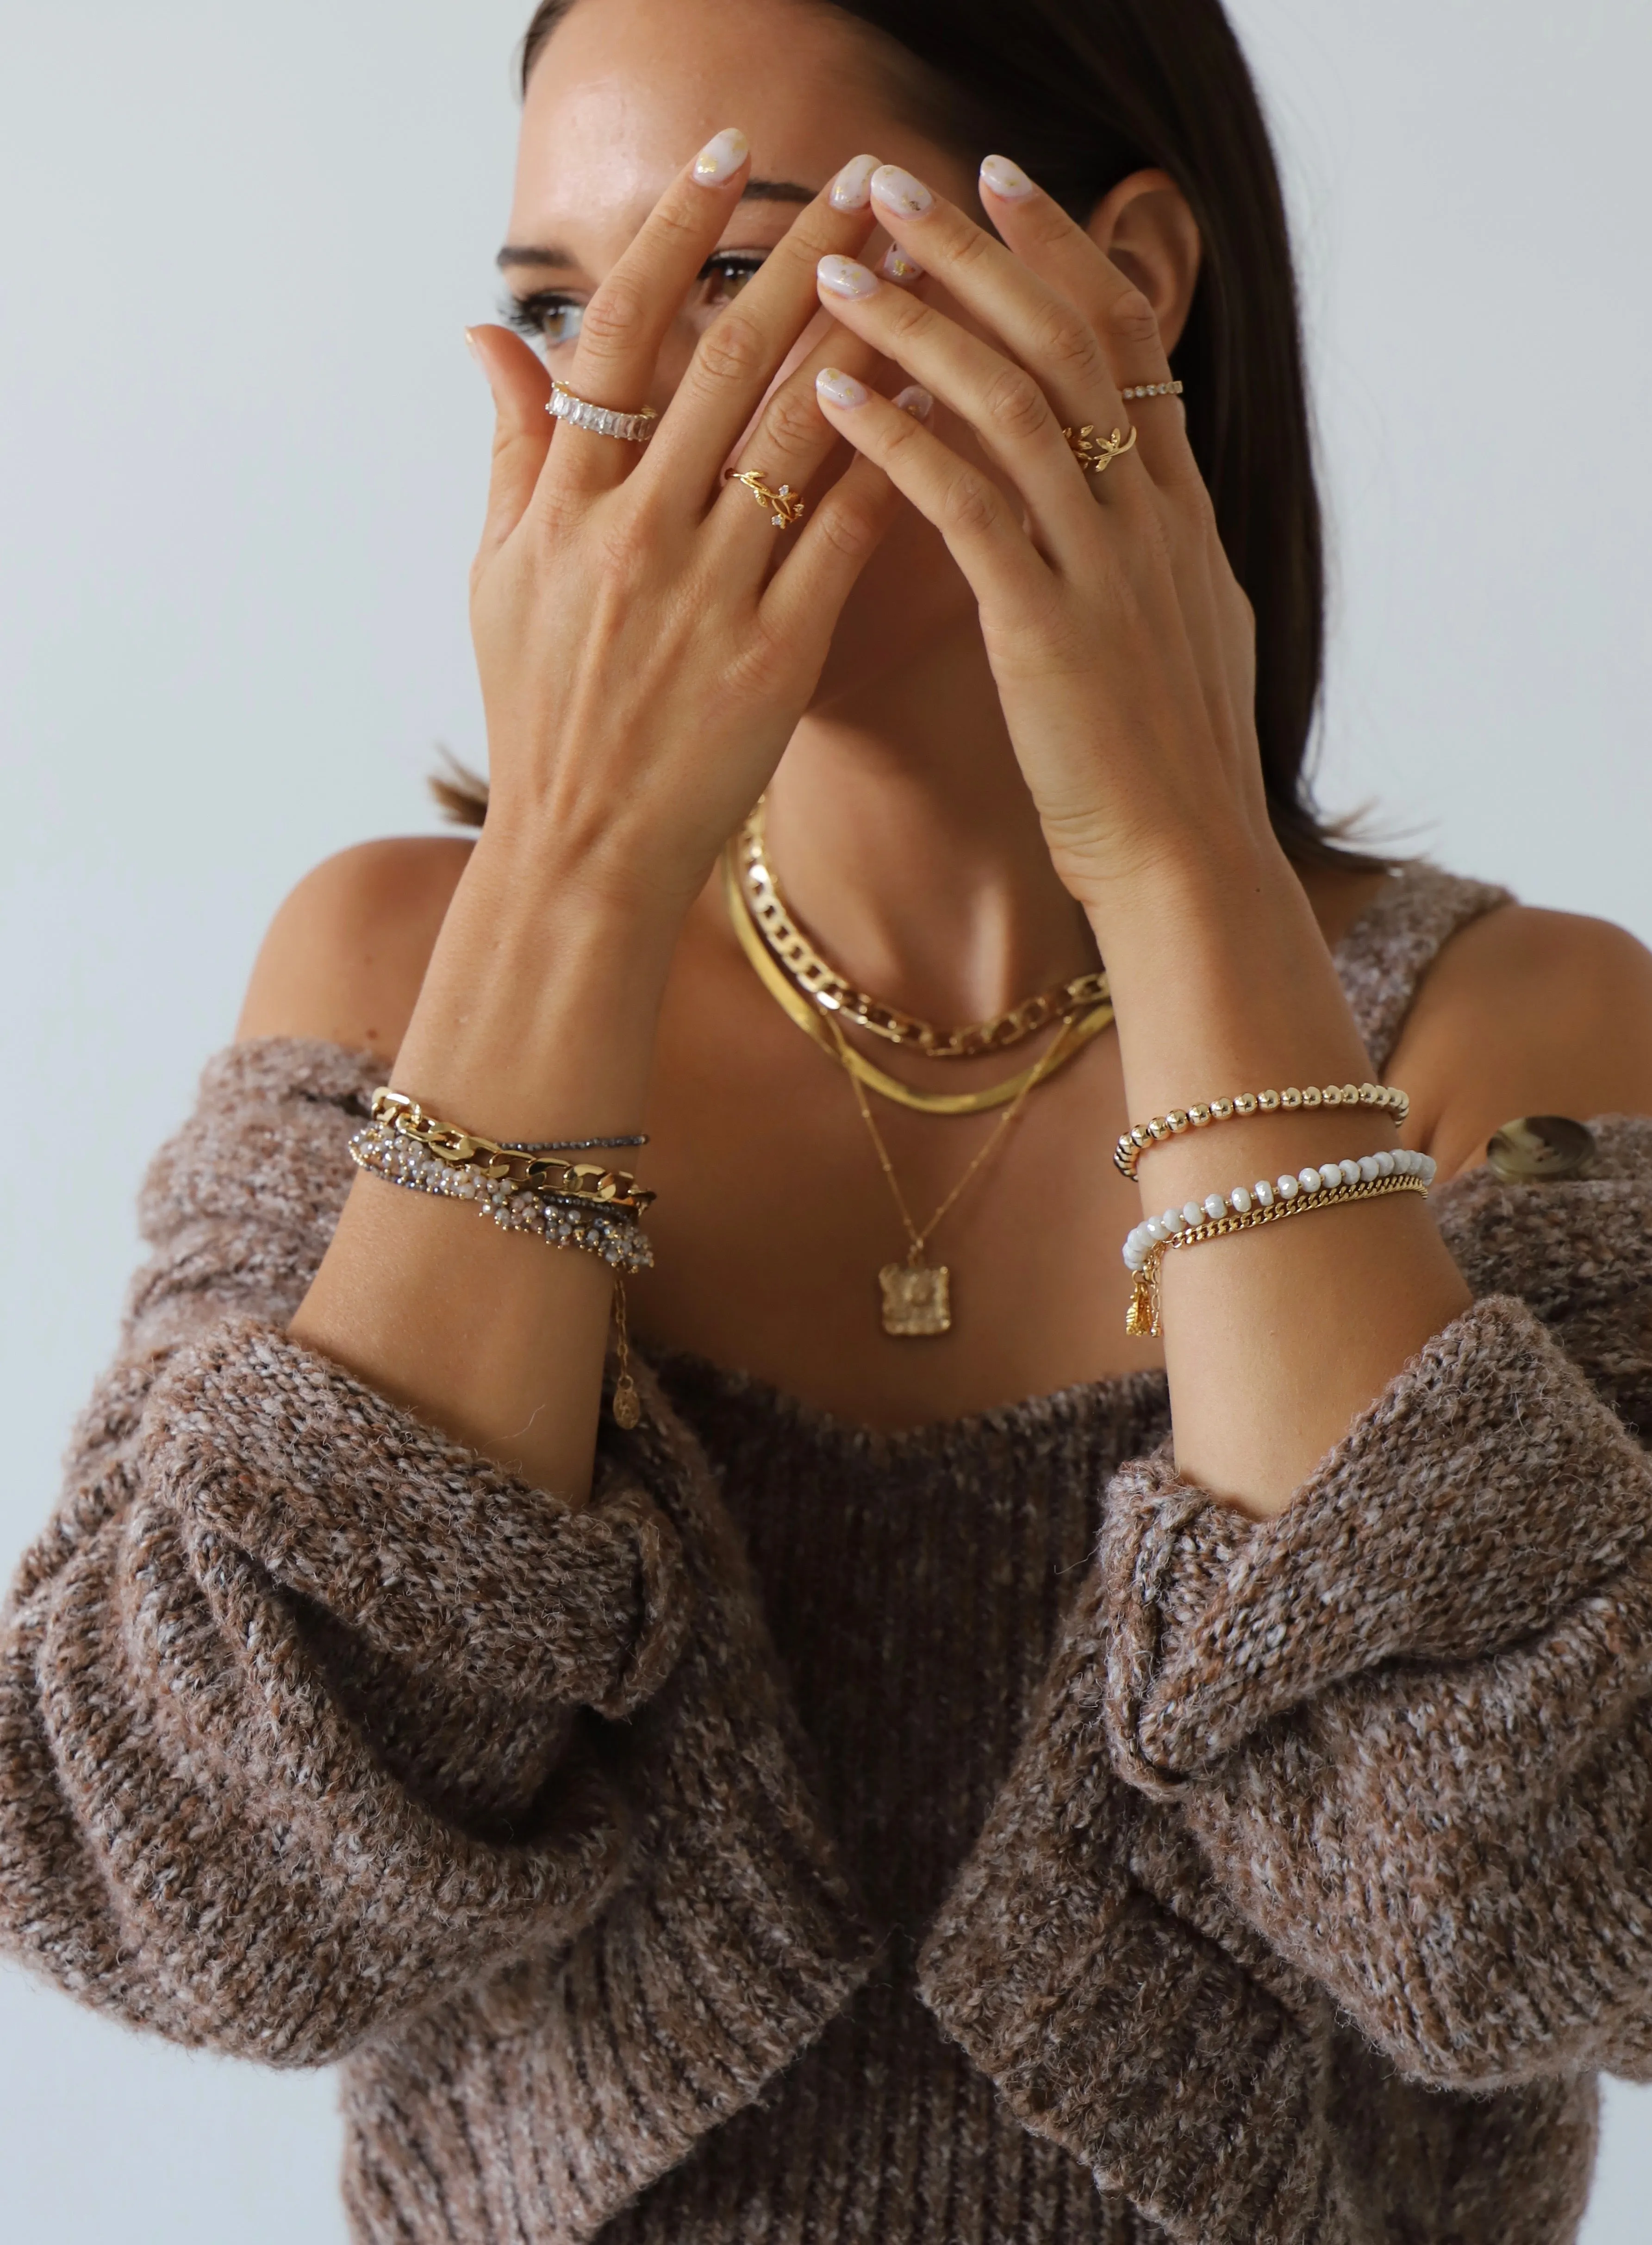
[1085,169,1203,354]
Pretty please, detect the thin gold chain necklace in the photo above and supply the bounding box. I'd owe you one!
[831,1011,1073,1336]
[723,816,1115,1118]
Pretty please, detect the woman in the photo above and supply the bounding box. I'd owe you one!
[5,0,1652,2237]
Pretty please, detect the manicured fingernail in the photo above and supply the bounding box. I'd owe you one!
[880,245,923,284]
[830,153,880,211]
[817,254,879,299]
[893,383,933,420]
[871,164,934,217]
[817,366,871,409]
[980,154,1035,200]
[692,127,749,183]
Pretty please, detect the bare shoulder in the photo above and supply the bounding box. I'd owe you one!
[1390,901,1652,1173]
[236,835,474,1064]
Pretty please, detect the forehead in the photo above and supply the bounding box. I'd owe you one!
[511,0,912,243]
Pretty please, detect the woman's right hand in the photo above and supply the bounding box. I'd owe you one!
[465,129,903,935]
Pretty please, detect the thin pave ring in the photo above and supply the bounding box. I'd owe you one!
[1120,380,1184,401]
[546,381,658,444]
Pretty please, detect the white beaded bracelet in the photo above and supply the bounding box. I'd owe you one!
[1121,1146,1437,1337]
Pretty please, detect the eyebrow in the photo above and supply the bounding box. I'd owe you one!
[497,179,816,269]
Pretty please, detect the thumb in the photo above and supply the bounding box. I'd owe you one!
[466,325,554,567]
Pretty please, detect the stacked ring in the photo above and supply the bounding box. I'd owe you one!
[1121,380,1184,401]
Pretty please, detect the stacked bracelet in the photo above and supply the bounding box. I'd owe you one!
[349,1087,656,1427]
[1122,1147,1437,1339]
[1114,1081,1410,1181]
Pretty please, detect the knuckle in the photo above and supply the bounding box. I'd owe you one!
[595,510,653,585]
[941,468,1000,539]
[762,384,825,457]
[577,274,650,358]
[984,363,1051,439]
[1105,287,1162,351]
[1030,300,1102,377]
[947,225,996,279]
[694,309,767,388]
[814,493,882,563]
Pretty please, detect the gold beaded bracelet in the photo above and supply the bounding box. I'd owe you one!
[1113,1081,1410,1182]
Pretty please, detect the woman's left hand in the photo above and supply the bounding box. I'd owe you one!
[810,158,1265,926]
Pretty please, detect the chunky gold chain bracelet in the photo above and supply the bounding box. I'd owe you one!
[368,1089,654,1213]
[1113,1081,1410,1181]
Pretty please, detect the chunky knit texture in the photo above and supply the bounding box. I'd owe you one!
[4,863,1651,2245]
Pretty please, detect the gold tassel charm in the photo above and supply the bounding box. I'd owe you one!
[1126,1261,1161,1340]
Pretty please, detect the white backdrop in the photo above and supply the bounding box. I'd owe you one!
[1,1,1648,2236]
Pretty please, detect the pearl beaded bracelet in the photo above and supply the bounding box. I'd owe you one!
[1121,1146,1437,1338]
[1113,1081,1410,1181]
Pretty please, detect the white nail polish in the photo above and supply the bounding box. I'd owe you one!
[692,127,749,184]
[880,245,923,285]
[980,153,1035,200]
[817,254,879,299]
[870,164,934,217]
[830,154,880,211]
[892,384,934,420]
[817,366,870,408]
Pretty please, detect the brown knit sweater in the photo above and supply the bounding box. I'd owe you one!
[4,865,1651,2245]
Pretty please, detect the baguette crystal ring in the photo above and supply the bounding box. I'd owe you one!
[546,380,658,444]
[728,469,807,528]
[1063,422,1138,476]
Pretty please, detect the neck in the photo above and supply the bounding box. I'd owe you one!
[764,625,1098,1025]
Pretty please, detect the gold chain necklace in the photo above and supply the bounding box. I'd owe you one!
[831,1012,1072,1337]
[733,801,1110,1055]
[723,819,1115,1118]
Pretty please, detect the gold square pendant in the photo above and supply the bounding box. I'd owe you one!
[879,1261,952,1338]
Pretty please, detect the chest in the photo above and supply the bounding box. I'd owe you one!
[630,937,1164,1430]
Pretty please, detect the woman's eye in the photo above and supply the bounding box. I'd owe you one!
[697,253,767,309]
[504,294,586,349]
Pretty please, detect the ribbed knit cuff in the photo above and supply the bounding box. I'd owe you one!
[918,1603,1354,2243]
[145,1319,692,1718]
[1100,1294,1649,1799]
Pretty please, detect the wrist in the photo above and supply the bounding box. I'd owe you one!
[390,836,681,1142]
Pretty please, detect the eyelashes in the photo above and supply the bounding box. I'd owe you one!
[504,250,770,350]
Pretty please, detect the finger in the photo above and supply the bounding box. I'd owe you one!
[544,126,754,496]
[806,368,1048,614]
[708,320,891,567]
[862,162,1146,485]
[975,157,1196,489]
[636,156,885,496]
[467,325,554,568]
[811,252,1104,549]
[758,431,912,651]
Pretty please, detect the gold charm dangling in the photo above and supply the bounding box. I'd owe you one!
[611,1278,643,1428]
[879,1260,953,1338]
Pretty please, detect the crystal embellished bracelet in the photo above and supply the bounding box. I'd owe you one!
[349,1088,656,1426]
[1121,1146,1437,1338]
[1114,1081,1410,1181]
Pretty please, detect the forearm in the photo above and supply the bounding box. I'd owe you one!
[291,832,678,1501]
[1094,841,1471,1517]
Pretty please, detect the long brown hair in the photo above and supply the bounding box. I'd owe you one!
[448,0,1365,867]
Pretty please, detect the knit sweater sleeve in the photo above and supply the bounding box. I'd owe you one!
[923,1118,1652,2126]
[0,1039,693,2066]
